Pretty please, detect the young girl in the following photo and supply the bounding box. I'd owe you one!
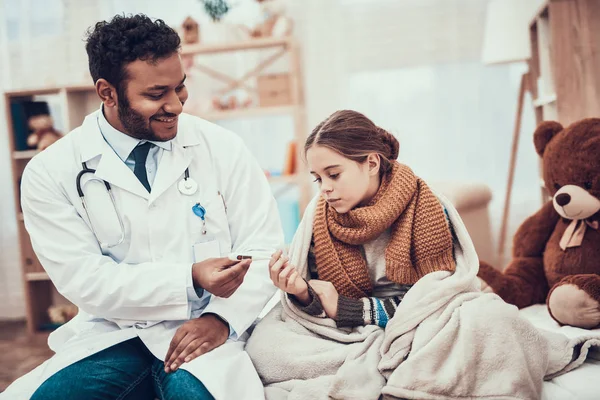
[268,109,456,328]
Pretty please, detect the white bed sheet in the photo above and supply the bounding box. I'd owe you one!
[520,305,600,400]
[542,359,600,400]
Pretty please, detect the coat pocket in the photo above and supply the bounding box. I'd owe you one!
[188,192,231,255]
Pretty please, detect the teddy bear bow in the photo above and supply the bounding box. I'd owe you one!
[559,218,599,251]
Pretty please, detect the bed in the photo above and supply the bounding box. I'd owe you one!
[521,305,600,400]
[256,298,599,399]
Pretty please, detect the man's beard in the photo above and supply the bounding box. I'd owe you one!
[117,90,157,141]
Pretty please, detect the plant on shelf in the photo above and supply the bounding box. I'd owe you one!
[200,0,231,21]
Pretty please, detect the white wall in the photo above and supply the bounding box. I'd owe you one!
[291,0,542,262]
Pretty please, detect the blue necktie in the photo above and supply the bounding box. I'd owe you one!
[132,142,153,192]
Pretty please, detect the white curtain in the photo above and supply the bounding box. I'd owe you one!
[0,0,542,318]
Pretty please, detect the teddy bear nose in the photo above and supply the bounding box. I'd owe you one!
[555,193,571,206]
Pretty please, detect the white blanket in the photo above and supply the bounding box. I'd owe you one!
[247,194,600,399]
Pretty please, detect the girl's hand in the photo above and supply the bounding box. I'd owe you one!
[308,280,339,319]
[269,250,309,303]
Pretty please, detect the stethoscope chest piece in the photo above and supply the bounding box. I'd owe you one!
[178,177,198,196]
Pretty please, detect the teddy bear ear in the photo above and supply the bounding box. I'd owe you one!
[533,121,563,157]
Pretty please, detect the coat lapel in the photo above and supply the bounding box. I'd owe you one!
[148,115,203,203]
[78,111,150,200]
[78,111,203,202]
[148,142,193,203]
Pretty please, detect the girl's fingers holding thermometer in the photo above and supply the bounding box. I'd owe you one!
[269,255,288,283]
[269,250,283,268]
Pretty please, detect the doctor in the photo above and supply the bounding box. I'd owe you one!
[2,14,283,400]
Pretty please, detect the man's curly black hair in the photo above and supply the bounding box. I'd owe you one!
[85,14,181,91]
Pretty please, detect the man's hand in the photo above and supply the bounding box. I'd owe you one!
[192,257,251,297]
[309,280,339,319]
[164,313,229,373]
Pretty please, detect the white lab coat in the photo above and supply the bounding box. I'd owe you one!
[1,111,283,400]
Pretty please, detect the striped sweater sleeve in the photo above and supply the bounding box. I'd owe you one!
[336,285,412,328]
[292,284,412,328]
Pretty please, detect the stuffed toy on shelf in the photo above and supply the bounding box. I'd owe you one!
[27,114,62,151]
[48,304,78,325]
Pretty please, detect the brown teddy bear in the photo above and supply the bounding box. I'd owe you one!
[478,118,600,329]
[27,114,62,151]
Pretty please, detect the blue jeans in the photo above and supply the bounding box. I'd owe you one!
[30,337,214,400]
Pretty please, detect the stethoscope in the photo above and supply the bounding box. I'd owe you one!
[76,161,199,251]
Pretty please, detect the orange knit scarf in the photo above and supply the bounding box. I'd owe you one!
[312,162,455,299]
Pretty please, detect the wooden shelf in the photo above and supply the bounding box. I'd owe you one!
[13,150,39,160]
[197,105,295,121]
[64,85,95,93]
[5,84,94,97]
[526,0,600,208]
[5,87,62,97]
[533,93,557,107]
[26,272,50,281]
[529,1,549,28]
[181,37,292,56]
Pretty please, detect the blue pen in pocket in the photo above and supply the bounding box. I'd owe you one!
[192,203,207,235]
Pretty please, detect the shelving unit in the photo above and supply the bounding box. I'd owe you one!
[4,36,308,334]
[181,36,291,56]
[12,150,39,159]
[528,0,600,201]
[181,36,309,212]
[4,84,98,334]
[201,104,295,121]
[496,0,600,265]
[25,272,50,282]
